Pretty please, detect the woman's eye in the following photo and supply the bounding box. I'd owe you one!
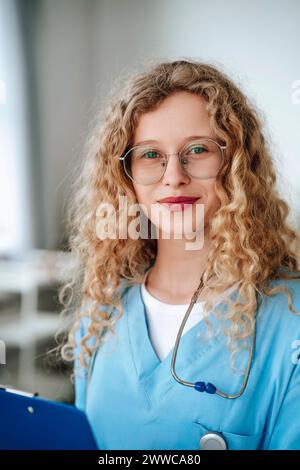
[142,151,159,159]
[189,145,206,154]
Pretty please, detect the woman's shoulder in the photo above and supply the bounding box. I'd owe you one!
[253,270,300,394]
[256,269,300,353]
[258,268,300,314]
[259,269,300,320]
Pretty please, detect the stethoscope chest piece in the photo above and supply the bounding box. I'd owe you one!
[199,431,227,450]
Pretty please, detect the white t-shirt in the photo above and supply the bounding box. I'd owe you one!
[141,269,238,362]
[140,269,206,362]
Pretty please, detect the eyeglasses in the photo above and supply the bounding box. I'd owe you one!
[118,138,226,185]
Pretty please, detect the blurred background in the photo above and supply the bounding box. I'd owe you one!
[0,0,299,404]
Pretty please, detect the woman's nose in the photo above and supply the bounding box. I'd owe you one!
[161,154,190,185]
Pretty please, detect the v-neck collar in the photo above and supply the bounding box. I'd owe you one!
[124,282,231,405]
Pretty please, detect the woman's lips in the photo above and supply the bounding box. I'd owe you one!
[158,197,201,211]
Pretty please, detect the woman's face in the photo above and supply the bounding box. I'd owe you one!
[131,91,222,241]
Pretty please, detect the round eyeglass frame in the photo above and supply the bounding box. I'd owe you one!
[118,138,227,185]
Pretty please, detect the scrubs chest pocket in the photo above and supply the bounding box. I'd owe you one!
[193,421,266,450]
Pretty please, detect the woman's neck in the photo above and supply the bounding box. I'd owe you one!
[144,235,212,304]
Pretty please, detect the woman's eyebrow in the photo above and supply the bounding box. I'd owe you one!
[134,135,215,147]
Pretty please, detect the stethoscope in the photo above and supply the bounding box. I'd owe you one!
[169,270,257,450]
[170,270,257,400]
[86,269,257,450]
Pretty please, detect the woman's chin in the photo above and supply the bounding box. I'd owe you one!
[157,223,204,241]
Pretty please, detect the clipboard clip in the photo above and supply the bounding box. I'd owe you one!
[0,383,39,398]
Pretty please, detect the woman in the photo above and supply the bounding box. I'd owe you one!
[59,59,300,450]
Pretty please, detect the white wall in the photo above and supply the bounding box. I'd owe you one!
[32,0,93,248]
[0,0,34,255]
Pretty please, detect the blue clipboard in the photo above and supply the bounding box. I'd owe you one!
[0,386,98,450]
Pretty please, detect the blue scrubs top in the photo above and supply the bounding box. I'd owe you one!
[74,275,300,450]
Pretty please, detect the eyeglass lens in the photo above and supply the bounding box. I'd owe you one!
[123,139,223,185]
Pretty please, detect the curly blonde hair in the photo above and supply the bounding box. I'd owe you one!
[57,58,300,378]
